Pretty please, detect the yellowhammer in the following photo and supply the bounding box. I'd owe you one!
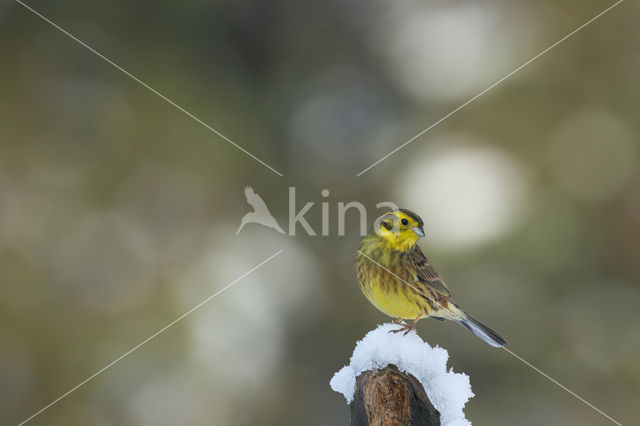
[356,209,506,347]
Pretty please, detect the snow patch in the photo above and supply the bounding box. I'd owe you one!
[330,323,474,426]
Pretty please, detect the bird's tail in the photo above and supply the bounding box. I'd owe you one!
[446,304,506,347]
[458,313,506,347]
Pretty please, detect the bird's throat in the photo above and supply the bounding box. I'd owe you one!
[360,235,415,265]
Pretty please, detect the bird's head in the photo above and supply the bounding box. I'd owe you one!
[371,209,425,252]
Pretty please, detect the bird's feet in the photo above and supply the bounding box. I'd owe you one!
[389,317,420,335]
[390,323,414,335]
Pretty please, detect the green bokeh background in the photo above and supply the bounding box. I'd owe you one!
[1,1,639,425]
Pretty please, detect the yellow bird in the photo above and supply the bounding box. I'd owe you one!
[356,209,506,347]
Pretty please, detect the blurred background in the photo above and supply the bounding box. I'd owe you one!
[1,0,639,424]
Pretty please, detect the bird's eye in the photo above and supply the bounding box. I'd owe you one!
[401,218,409,226]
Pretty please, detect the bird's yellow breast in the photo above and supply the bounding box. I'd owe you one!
[356,249,428,320]
[362,279,426,320]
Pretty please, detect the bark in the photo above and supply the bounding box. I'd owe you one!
[350,364,440,426]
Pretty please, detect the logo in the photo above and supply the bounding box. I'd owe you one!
[236,186,286,235]
[236,187,398,236]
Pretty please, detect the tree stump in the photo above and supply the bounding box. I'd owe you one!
[349,364,441,426]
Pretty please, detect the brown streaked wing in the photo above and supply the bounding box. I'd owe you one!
[410,245,452,297]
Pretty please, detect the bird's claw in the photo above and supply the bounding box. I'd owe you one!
[388,317,419,335]
[388,324,414,335]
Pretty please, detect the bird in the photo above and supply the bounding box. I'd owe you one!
[355,209,506,347]
[236,186,285,235]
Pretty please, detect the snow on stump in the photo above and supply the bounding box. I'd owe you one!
[331,323,474,426]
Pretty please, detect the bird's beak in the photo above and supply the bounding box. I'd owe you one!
[412,226,425,237]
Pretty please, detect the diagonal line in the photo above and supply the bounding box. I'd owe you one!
[356,0,624,176]
[356,250,623,425]
[17,250,283,426]
[502,347,623,426]
[15,0,284,177]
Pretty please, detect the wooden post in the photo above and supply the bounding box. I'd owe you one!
[350,364,441,426]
